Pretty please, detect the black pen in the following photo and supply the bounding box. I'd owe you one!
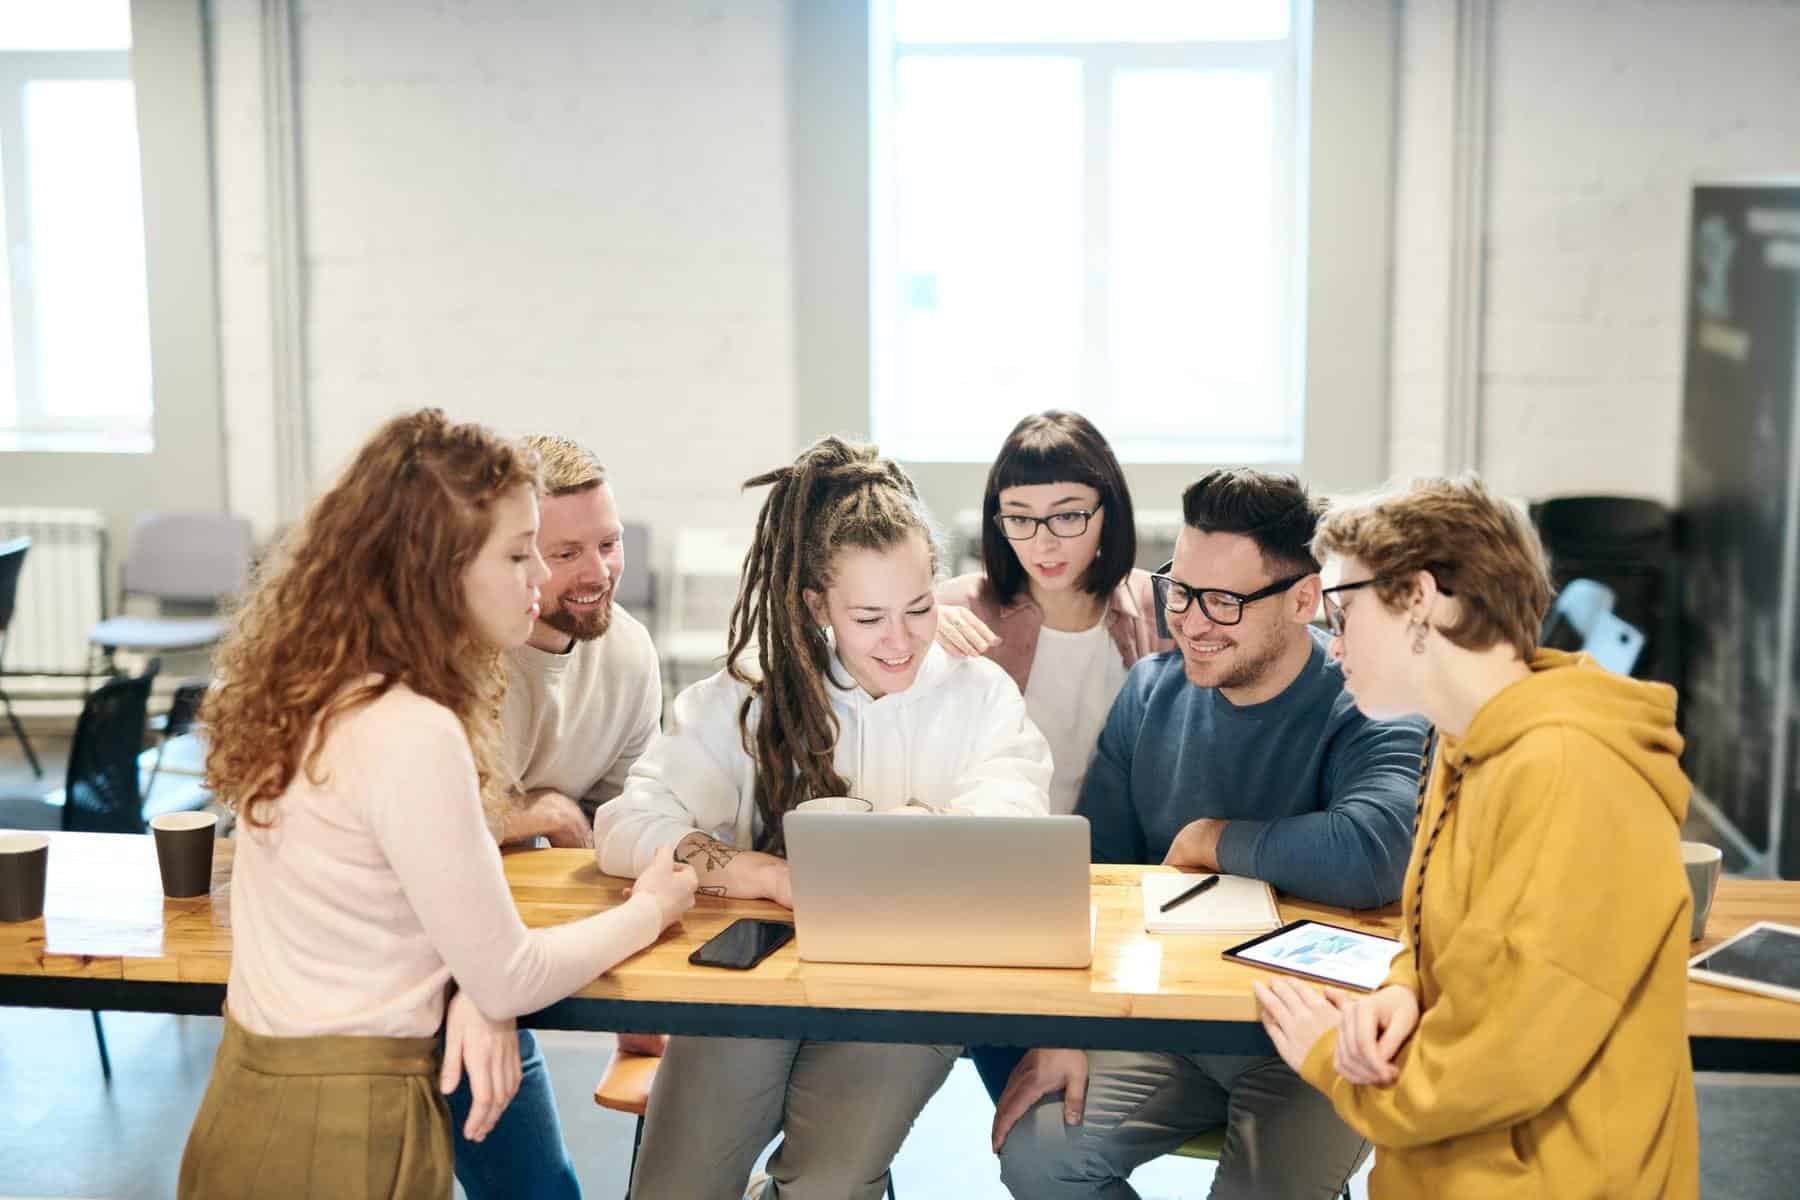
[1159,874,1220,913]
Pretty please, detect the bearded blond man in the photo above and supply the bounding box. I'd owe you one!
[500,435,662,848]
[447,434,666,1200]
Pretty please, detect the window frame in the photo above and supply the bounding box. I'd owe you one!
[868,2,1311,465]
[0,47,149,442]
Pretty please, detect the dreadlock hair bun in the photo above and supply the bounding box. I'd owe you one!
[725,436,937,855]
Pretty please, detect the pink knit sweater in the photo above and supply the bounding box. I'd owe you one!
[224,683,662,1038]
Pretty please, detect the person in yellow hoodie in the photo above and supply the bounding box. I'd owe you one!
[1253,474,1699,1199]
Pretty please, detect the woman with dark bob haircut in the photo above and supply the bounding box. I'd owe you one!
[937,410,1169,816]
[937,411,1168,1104]
[1255,474,1699,1199]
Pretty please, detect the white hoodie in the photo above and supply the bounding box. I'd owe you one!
[593,644,1053,876]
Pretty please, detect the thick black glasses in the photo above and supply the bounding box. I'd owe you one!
[1151,569,1309,627]
[994,501,1104,541]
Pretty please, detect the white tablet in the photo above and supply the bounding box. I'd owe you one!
[1223,919,1405,993]
[1688,921,1800,1004]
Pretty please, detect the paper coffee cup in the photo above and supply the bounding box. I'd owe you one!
[152,811,219,899]
[0,832,50,922]
[1681,841,1723,942]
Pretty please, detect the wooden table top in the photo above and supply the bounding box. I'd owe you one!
[2,832,1797,1044]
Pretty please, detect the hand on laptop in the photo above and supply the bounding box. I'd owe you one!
[991,1048,1089,1152]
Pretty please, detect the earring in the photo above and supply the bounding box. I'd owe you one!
[1408,615,1427,655]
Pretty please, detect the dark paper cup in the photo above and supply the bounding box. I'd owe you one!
[151,811,219,898]
[0,832,49,922]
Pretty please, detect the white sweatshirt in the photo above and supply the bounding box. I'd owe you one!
[594,644,1053,876]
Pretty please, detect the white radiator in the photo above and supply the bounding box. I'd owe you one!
[0,507,107,675]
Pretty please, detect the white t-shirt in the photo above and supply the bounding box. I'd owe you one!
[1024,618,1129,815]
[501,605,662,822]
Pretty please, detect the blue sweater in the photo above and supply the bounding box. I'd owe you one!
[1076,630,1427,910]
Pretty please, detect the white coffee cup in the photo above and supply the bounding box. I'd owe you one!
[1681,841,1724,942]
[793,796,873,814]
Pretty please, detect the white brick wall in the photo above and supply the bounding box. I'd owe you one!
[214,0,795,552]
[1392,0,1800,502]
[211,1,1800,536]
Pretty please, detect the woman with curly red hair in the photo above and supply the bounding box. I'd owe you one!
[179,409,696,1199]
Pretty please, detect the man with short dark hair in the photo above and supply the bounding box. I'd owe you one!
[993,469,1427,1200]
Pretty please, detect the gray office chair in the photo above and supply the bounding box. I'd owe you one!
[614,523,654,626]
[88,512,253,674]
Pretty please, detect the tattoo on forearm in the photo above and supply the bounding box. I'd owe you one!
[677,836,740,872]
[697,885,727,898]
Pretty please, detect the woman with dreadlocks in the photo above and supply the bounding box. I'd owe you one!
[595,435,1052,1200]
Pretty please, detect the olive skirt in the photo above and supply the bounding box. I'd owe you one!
[178,1013,453,1200]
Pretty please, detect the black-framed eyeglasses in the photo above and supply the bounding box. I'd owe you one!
[993,501,1104,542]
[1321,572,1454,637]
[1151,566,1310,627]
[1319,578,1389,638]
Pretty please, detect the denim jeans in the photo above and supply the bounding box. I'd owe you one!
[447,1028,582,1200]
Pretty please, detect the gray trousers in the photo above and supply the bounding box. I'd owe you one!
[998,1051,1370,1200]
[630,1035,959,1200]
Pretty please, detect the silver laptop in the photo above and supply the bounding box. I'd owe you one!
[784,811,1093,969]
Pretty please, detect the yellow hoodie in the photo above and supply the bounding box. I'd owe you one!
[1300,650,1699,1199]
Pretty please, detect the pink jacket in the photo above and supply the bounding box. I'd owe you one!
[935,568,1172,693]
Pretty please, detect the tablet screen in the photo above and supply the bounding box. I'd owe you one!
[1691,926,1800,991]
[1227,920,1404,991]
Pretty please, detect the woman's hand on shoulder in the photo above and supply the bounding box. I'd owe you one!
[935,604,1000,657]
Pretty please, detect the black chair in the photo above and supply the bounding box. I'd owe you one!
[0,536,41,777]
[62,666,158,835]
[59,663,160,1082]
[143,678,208,807]
[1530,495,1678,684]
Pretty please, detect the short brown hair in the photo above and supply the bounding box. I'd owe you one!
[523,434,607,497]
[1312,475,1552,660]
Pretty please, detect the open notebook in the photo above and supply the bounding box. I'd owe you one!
[1141,872,1281,934]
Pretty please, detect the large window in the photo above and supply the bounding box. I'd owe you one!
[0,1,151,452]
[870,0,1310,463]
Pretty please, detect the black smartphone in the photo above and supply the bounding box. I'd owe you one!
[688,918,796,970]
